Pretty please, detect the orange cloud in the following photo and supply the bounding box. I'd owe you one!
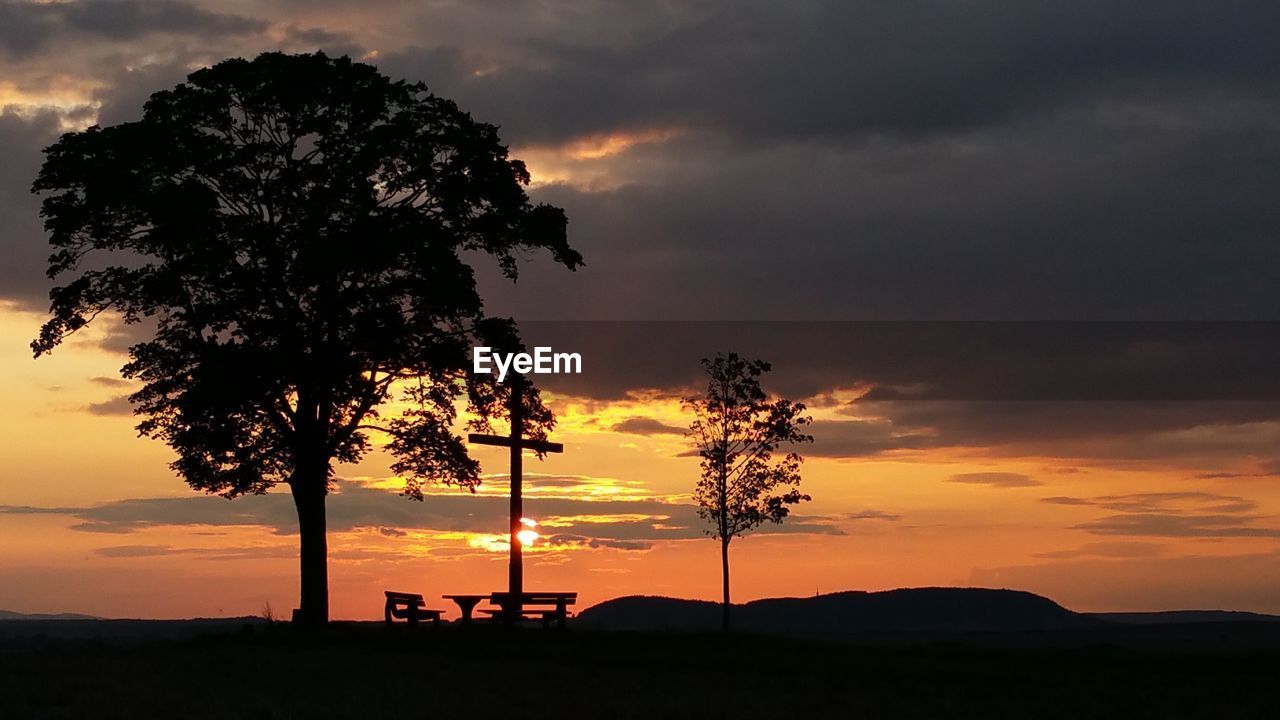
[516,128,680,189]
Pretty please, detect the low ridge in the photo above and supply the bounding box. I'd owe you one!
[575,587,1098,633]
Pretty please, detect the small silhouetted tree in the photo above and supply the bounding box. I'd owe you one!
[686,353,812,631]
[30,52,581,625]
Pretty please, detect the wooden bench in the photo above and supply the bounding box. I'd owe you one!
[480,592,578,628]
[383,591,444,626]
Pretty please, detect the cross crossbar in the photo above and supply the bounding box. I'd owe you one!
[468,433,563,454]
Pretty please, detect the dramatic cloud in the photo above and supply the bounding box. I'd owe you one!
[0,110,66,307]
[511,322,1280,466]
[380,1,1280,146]
[522,323,1280,401]
[804,418,938,458]
[0,1,266,60]
[0,481,848,543]
[4,1,1280,323]
[4,1,1280,478]
[1043,492,1280,539]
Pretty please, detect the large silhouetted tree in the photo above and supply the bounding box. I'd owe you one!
[31,52,581,625]
[686,353,812,631]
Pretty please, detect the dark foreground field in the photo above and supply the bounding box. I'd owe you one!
[2,622,1279,719]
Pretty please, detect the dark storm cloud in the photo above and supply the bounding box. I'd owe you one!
[0,110,67,306]
[423,4,1280,323]
[0,0,266,59]
[7,1,1280,321]
[381,1,1280,146]
[279,25,354,49]
[0,65,192,310]
[524,322,1280,401]
[507,321,1280,463]
[483,116,1280,321]
[91,61,202,126]
[369,1,1280,323]
[805,418,938,458]
[4,2,1280,469]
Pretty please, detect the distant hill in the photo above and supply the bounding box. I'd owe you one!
[575,588,1100,634]
[1090,610,1280,625]
[0,616,269,648]
[0,609,101,621]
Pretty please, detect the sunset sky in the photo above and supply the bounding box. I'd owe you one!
[2,1,1280,620]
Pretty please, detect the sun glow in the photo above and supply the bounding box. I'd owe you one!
[517,517,539,546]
[516,128,680,189]
[559,129,679,160]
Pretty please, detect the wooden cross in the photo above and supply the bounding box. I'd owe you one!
[468,375,563,612]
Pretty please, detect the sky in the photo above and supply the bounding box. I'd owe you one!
[1,0,1280,619]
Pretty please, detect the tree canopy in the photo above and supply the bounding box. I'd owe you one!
[688,353,812,540]
[686,352,812,629]
[31,52,582,622]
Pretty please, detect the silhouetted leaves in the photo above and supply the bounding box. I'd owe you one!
[30,52,581,622]
[686,353,812,629]
[687,353,813,540]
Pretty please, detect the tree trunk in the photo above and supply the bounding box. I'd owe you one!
[721,536,731,632]
[291,476,329,626]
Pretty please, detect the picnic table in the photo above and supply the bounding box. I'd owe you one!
[442,594,489,625]
[481,591,578,628]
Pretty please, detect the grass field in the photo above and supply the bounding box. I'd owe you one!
[2,623,1278,718]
